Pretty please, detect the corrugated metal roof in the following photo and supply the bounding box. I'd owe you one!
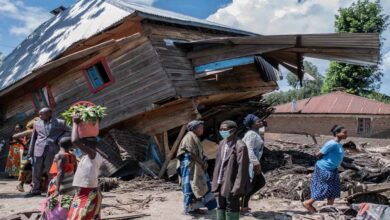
[107,0,255,36]
[274,91,390,115]
[0,0,254,93]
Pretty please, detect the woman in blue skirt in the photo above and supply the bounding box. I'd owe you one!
[303,125,347,213]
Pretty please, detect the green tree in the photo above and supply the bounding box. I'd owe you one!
[266,61,324,106]
[322,0,389,96]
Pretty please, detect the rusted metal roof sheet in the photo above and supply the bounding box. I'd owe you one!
[274,91,390,115]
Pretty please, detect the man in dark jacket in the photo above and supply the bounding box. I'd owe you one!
[26,107,70,197]
[212,120,250,220]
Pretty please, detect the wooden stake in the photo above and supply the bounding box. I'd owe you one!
[158,125,186,178]
[153,134,164,159]
[163,131,170,158]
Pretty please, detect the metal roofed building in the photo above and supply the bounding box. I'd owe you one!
[267,91,390,138]
[0,0,380,172]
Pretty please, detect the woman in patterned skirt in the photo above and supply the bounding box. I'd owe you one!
[5,125,24,177]
[68,114,104,220]
[16,118,38,192]
[303,125,347,213]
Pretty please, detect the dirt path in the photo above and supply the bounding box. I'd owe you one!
[0,179,350,220]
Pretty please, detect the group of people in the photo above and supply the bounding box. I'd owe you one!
[5,107,105,220]
[176,114,267,220]
[4,107,348,219]
[176,115,348,220]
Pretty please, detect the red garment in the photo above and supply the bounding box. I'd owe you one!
[49,153,76,176]
[48,153,76,195]
[6,137,27,177]
[68,188,102,220]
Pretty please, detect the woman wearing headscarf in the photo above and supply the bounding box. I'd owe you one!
[241,114,266,213]
[212,120,250,220]
[303,125,348,213]
[176,120,217,215]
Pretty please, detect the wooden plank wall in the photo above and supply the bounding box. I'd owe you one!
[143,22,277,100]
[0,37,176,138]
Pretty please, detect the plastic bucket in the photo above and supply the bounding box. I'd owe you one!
[72,101,100,138]
[78,120,99,138]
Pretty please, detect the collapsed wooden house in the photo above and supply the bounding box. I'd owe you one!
[0,0,380,175]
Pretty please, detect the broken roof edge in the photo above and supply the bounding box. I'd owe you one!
[105,0,257,36]
[0,34,144,98]
[136,11,257,36]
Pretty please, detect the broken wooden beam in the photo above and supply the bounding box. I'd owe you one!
[346,182,390,201]
[163,131,170,159]
[101,213,150,220]
[153,134,164,160]
[158,125,186,178]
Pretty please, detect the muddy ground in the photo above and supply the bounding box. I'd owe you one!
[0,134,389,219]
[0,178,350,220]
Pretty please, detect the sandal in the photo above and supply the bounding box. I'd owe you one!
[16,184,24,192]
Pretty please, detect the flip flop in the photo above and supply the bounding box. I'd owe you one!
[16,184,24,192]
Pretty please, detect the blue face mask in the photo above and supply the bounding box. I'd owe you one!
[219,130,231,139]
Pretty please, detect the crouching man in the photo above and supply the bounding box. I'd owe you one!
[212,120,250,220]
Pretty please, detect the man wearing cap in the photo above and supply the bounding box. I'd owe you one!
[26,107,70,197]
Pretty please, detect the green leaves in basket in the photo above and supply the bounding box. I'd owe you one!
[61,105,106,125]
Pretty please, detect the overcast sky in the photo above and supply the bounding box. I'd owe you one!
[0,0,389,94]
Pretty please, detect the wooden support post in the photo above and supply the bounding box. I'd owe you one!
[153,134,164,160]
[158,125,187,178]
[163,131,170,158]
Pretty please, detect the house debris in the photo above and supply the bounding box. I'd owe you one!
[0,1,387,220]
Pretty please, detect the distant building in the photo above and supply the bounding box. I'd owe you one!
[267,91,390,138]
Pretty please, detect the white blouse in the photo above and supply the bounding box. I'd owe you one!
[242,130,264,166]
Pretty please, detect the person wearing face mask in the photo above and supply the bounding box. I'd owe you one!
[241,114,266,213]
[212,120,250,220]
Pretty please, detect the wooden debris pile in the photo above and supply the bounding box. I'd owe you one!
[101,176,177,218]
[98,129,149,177]
[259,141,390,203]
[113,176,179,193]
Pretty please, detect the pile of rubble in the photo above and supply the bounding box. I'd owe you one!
[259,140,390,206]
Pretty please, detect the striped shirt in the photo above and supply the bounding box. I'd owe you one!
[217,143,230,184]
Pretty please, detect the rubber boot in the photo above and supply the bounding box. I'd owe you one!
[216,209,226,220]
[226,212,240,220]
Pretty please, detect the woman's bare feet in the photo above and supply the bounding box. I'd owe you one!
[303,201,317,214]
[241,207,251,213]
